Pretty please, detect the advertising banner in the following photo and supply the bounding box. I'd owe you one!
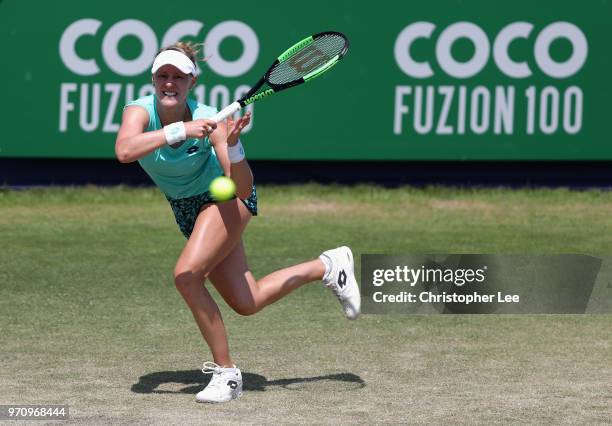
[1,0,610,159]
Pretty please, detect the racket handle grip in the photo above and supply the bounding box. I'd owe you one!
[211,102,242,123]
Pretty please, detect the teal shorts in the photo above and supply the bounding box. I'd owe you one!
[166,185,258,239]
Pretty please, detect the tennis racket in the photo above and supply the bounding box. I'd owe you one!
[210,31,349,123]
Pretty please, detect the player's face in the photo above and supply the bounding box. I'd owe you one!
[153,65,195,108]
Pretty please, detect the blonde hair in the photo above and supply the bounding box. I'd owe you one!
[157,41,205,66]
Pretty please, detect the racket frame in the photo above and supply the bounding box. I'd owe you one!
[211,31,349,123]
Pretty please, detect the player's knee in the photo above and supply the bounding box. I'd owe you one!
[229,298,259,316]
[174,267,206,298]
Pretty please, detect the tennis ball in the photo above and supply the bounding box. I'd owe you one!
[209,176,236,202]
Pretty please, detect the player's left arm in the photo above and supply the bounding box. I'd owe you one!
[209,113,254,199]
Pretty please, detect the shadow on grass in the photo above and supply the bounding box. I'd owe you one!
[131,370,365,394]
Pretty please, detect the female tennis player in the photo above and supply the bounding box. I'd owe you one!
[115,42,360,403]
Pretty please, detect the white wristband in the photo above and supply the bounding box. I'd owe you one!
[163,121,186,145]
[228,140,245,163]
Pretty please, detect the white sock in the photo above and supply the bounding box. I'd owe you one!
[221,365,237,370]
[319,254,333,282]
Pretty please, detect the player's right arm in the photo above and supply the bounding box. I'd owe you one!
[115,106,217,163]
[115,106,166,163]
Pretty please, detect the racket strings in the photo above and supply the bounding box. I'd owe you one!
[267,34,347,86]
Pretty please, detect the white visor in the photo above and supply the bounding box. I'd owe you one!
[151,50,196,75]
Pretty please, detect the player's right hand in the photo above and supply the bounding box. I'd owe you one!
[184,119,217,139]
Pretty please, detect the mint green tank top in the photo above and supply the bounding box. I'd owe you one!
[124,95,223,199]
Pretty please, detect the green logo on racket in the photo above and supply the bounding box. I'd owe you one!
[244,89,274,106]
[278,36,314,62]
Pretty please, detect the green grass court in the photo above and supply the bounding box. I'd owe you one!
[1,185,611,424]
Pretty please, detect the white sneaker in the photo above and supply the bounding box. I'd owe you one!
[320,246,361,320]
[196,362,243,403]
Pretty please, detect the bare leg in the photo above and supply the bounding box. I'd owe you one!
[174,198,326,367]
[173,199,250,367]
[209,240,325,315]
[175,273,232,365]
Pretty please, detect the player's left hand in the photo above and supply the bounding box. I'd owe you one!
[226,112,251,146]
